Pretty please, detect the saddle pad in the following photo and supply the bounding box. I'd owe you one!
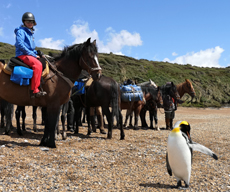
[3,62,49,78]
[10,66,33,86]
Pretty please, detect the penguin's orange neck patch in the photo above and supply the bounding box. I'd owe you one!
[171,127,180,133]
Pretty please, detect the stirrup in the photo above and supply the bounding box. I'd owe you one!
[31,91,47,98]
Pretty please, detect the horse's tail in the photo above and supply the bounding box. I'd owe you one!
[110,81,120,126]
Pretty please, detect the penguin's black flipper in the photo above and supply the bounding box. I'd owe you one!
[188,142,218,160]
[166,152,172,176]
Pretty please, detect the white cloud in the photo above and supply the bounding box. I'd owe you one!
[39,38,64,50]
[0,27,3,36]
[69,20,142,55]
[164,46,224,68]
[172,52,178,56]
[70,21,99,44]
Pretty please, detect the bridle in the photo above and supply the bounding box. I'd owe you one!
[182,83,195,96]
[79,55,101,75]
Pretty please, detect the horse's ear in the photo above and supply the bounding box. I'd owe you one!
[86,38,91,45]
[93,39,96,46]
[171,82,174,86]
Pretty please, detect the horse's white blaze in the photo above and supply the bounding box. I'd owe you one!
[94,55,101,69]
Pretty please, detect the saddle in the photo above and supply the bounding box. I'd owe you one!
[3,57,49,78]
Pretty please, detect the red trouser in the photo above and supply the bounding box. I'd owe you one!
[18,55,42,94]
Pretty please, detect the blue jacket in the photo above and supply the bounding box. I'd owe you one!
[14,26,37,57]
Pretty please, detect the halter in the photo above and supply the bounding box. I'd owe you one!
[80,55,102,74]
[182,84,195,95]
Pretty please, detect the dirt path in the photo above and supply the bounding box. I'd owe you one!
[0,107,229,191]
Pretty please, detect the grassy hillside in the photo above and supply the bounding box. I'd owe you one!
[1,42,230,108]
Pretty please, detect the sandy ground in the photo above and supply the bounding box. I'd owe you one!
[0,106,229,191]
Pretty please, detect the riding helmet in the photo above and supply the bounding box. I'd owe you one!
[22,12,37,26]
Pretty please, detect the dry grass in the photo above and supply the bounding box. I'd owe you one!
[0,107,229,191]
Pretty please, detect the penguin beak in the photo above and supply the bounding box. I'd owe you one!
[187,131,190,139]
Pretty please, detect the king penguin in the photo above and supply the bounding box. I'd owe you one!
[166,120,218,189]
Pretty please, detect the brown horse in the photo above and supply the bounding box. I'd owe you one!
[121,86,163,130]
[0,38,101,148]
[176,79,196,101]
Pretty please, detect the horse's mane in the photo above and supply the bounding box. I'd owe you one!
[54,41,98,61]
[160,82,176,97]
[141,86,159,100]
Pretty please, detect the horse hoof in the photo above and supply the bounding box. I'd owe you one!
[4,131,10,135]
[47,143,56,148]
[107,133,112,139]
[120,135,125,140]
[87,131,91,135]
[62,132,67,140]
[17,130,23,136]
[100,129,106,134]
[69,128,74,133]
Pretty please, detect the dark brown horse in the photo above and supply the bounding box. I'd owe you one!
[0,38,101,148]
[140,82,180,130]
[84,75,125,140]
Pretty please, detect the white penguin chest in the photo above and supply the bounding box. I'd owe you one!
[167,134,192,179]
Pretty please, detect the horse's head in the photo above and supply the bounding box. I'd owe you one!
[167,82,180,101]
[184,79,196,98]
[80,38,102,81]
[156,86,163,107]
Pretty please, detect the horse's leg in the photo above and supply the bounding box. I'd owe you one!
[103,107,112,139]
[153,107,160,131]
[32,106,38,132]
[129,111,133,127]
[124,109,131,127]
[21,106,26,131]
[56,106,62,136]
[0,101,5,128]
[74,107,81,134]
[90,107,97,132]
[40,106,60,148]
[15,106,23,136]
[41,107,46,125]
[140,107,148,128]
[119,109,125,140]
[67,99,74,132]
[82,108,86,124]
[61,103,68,140]
[149,110,154,129]
[134,105,142,130]
[6,103,14,135]
[165,112,171,130]
[96,107,106,134]
[86,107,92,135]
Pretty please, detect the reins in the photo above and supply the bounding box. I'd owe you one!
[43,55,74,88]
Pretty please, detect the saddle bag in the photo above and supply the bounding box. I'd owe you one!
[72,79,85,95]
[10,66,33,86]
[120,84,143,102]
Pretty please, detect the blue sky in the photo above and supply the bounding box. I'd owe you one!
[0,0,230,68]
